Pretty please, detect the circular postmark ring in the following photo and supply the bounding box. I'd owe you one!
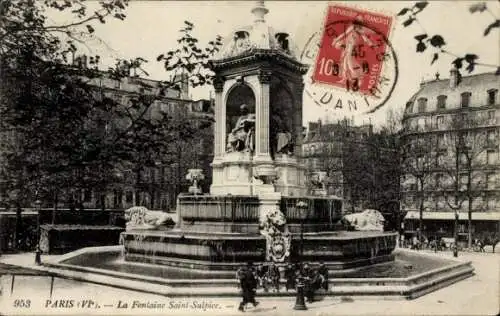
[301,18,399,115]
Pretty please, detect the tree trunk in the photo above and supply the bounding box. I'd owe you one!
[453,212,459,257]
[52,191,58,225]
[419,198,423,241]
[15,203,23,250]
[468,197,472,249]
[100,193,105,211]
[418,179,424,241]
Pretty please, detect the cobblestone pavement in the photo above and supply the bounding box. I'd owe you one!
[0,250,498,316]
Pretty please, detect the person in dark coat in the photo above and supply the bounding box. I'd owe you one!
[284,263,296,291]
[304,264,322,303]
[302,263,314,302]
[317,262,329,291]
[256,263,269,292]
[35,244,42,265]
[268,263,281,293]
[238,262,259,312]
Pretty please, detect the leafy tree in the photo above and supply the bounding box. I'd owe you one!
[304,120,400,224]
[400,128,438,239]
[0,0,221,212]
[398,1,500,76]
[439,114,490,249]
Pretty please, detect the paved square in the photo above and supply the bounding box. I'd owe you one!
[0,250,498,315]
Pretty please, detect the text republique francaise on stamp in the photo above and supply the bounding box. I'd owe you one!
[301,4,399,114]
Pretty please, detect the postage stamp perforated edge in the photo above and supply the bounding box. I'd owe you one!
[307,2,399,99]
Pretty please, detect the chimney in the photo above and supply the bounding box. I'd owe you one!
[173,72,189,99]
[449,65,459,89]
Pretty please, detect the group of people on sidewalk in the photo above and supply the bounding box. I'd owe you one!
[236,261,329,312]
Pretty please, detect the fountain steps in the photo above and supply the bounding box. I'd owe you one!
[40,258,473,300]
[40,247,474,300]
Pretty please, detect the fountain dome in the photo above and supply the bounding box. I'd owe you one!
[216,1,300,60]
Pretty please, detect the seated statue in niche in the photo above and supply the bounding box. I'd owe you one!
[271,112,294,156]
[276,132,294,155]
[226,104,255,153]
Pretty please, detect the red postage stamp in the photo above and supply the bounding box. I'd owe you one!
[313,4,394,97]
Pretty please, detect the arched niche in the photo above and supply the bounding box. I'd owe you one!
[225,83,256,138]
[270,78,295,158]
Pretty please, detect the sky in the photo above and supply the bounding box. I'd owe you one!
[45,1,500,127]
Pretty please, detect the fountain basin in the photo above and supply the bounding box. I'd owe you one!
[120,230,397,271]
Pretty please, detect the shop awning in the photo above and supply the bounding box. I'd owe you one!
[404,211,500,221]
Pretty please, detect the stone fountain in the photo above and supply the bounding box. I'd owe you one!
[120,1,397,271]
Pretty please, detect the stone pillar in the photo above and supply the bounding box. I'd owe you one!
[255,71,273,163]
[258,192,282,228]
[293,80,305,158]
[213,77,225,161]
[293,80,306,192]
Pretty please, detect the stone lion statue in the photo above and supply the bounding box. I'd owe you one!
[342,209,385,232]
[124,206,173,230]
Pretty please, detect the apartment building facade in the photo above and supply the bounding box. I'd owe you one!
[401,69,500,240]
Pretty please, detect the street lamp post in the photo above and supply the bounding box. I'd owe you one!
[296,201,308,258]
[34,199,42,240]
[34,199,42,264]
[293,276,308,310]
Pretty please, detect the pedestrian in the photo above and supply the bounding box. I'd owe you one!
[317,262,329,291]
[284,263,296,291]
[302,262,310,277]
[238,262,259,312]
[256,263,268,292]
[268,262,281,293]
[35,244,42,265]
[302,264,315,303]
[236,266,244,289]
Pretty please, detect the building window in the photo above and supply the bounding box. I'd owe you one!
[417,118,426,130]
[436,195,446,210]
[111,92,121,102]
[488,110,495,120]
[405,101,414,113]
[487,89,498,105]
[459,174,468,191]
[436,116,444,128]
[416,155,425,168]
[83,189,92,202]
[486,150,496,165]
[460,92,471,108]
[487,130,496,143]
[437,95,447,109]
[125,191,133,203]
[406,195,414,205]
[114,80,121,89]
[486,197,496,210]
[160,103,170,113]
[417,97,427,112]
[486,173,495,190]
[436,152,446,166]
[437,133,445,148]
[459,153,468,166]
[435,173,443,187]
